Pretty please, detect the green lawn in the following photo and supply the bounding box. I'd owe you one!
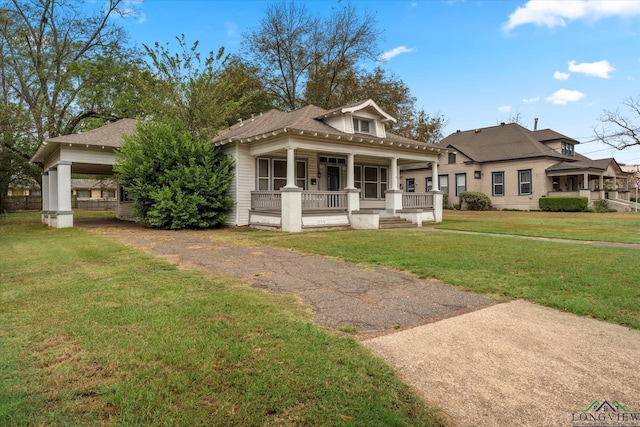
[0,212,448,426]
[434,210,640,243]
[230,211,640,330]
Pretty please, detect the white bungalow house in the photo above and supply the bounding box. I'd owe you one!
[212,99,446,231]
[29,100,446,230]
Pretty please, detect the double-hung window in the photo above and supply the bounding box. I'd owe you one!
[257,158,307,190]
[438,175,449,195]
[455,173,466,196]
[518,169,532,195]
[353,118,371,134]
[492,172,504,196]
[425,177,433,191]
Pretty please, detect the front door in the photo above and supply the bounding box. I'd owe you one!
[327,166,341,191]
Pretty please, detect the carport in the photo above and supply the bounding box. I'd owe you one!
[29,119,137,228]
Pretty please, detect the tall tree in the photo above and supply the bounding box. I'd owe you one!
[0,0,138,196]
[242,1,380,111]
[594,96,640,150]
[140,35,273,137]
[242,2,446,143]
[242,1,317,110]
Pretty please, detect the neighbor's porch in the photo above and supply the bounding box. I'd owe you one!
[547,171,635,202]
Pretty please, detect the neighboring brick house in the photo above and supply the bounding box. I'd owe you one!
[400,122,633,211]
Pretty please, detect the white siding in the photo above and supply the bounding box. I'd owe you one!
[224,142,254,226]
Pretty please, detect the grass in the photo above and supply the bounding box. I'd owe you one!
[434,210,640,243]
[221,212,640,330]
[0,212,449,426]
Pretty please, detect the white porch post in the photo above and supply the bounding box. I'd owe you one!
[432,161,439,191]
[346,153,355,189]
[583,173,589,189]
[345,153,360,216]
[41,172,49,224]
[48,167,58,227]
[55,161,73,228]
[281,146,302,232]
[390,157,399,190]
[385,157,402,213]
[285,147,296,188]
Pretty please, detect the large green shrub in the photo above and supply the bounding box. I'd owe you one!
[115,120,234,229]
[458,191,492,210]
[539,196,588,212]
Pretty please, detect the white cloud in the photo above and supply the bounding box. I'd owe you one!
[377,46,415,62]
[545,89,586,105]
[224,21,237,37]
[498,105,512,113]
[553,71,570,80]
[568,60,615,78]
[503,0,640,32]
[410,2,418,7]
[522,97,540,103]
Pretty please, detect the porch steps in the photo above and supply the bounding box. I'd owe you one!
[378,216,419,229]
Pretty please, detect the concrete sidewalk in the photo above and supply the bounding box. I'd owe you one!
[364,300,640,427]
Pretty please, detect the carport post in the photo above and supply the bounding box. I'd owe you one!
[55,161,73,228]
[41,172,49,224]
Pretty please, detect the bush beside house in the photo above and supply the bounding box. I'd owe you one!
[458,191,492,210]
[114,120,235,230]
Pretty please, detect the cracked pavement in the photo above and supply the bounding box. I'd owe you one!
[79,218,492,335]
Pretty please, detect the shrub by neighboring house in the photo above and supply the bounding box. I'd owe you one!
[401,122,635,211]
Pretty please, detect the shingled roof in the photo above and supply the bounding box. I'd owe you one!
[45,118,138,147]
[31,118,139,165]
[546,153,623,173]
[212,104,437,149]
[442,123,574,163]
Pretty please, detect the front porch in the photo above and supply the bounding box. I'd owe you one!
[249,189,441,231]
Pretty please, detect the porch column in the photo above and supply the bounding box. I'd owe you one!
[599,175,605,199]
[41,172,49,224]
[285,147,297,188]
[583,173,589,190]
[345,153,360,215]
[55,161,73,228]
[432,161,439,191]
[390,157,399,190]
[48,167,58,227]
[280,187,302,232]
[346,153,355,189]
[386,157,402,213]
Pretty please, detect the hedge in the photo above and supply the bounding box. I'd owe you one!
[539,196,588,212]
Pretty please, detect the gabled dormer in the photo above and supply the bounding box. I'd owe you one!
[315,99,397,138]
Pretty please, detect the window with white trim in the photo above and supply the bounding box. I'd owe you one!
[425,177,433,191]
[492,172,504,196]
[256,158,307,190]
[353,118,371,134]
[438,175,449,195]
[518,169,532,195]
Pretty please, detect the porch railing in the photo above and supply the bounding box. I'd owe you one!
[250,190,348,212]
[402,193,433,209]
[302,191,347,211]
[251,191,281,210]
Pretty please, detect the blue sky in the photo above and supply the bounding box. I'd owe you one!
[115,0,640,165]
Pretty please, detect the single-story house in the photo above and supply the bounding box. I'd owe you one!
[30,100,446,230]
[400,122,635,211]
[71,178,117,200]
